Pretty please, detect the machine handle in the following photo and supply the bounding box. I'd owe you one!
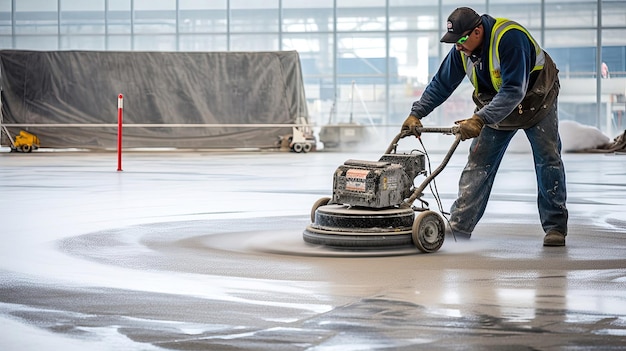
[404,133,461,206]
[417,126,459,134]
[385,126,460,154]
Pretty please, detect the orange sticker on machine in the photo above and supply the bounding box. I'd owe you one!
[346,169,369,191]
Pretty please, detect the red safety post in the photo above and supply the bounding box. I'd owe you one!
[117,94,123,171]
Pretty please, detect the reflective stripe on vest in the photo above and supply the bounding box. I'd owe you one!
[462,18,545,92]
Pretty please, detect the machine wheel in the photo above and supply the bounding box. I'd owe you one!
[303,143,312,153]
[21,144,32,153]
[293,143,303,153]
[310,197,331,222]
[412,210,445,253]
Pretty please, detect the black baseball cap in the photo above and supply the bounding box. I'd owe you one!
[440,7,482,43]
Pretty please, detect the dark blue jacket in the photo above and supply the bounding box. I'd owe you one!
[410,14,549,126]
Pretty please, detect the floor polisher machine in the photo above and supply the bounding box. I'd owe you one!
[303,126,461,253]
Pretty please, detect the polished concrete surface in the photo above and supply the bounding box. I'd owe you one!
[1,139,625,350]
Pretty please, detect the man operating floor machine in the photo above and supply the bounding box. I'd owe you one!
[303,126,461,253]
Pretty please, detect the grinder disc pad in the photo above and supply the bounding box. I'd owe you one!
[303,204,414,249]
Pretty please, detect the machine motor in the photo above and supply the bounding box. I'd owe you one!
[331,153,426,208]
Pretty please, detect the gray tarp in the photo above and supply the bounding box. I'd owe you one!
[0,50,308,149]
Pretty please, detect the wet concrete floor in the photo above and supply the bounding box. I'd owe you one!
[1,142,625,350]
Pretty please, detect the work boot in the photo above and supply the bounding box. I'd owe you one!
[543,230,566,246]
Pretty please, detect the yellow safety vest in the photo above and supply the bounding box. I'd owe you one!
[462,18,545,92]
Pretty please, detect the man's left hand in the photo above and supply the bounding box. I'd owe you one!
[455,114,485,141]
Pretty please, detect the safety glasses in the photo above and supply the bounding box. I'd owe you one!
[456,33,470,45]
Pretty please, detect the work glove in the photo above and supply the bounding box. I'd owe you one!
[401,114,423,138]
[455,114,485,141]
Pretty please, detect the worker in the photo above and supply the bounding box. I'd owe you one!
[401,7,568,246]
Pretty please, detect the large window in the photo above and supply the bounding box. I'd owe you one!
[0,0,625,135]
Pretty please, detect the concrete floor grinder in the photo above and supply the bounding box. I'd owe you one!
[303,126,461,252]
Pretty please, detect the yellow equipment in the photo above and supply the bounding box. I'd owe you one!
[12,130,40,153]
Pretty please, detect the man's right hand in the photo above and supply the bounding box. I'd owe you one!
[401,115,423,138]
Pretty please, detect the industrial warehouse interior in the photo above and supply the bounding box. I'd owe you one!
[1,1,626,350]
